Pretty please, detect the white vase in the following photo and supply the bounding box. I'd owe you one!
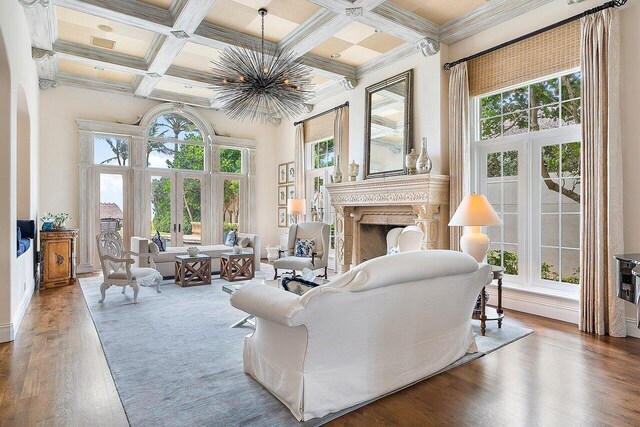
[406,149,418,174]
[417,137,432,174]
[333,155,343,183]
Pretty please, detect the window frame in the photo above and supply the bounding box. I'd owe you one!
[471,69,582,296]
[92,133,132,167]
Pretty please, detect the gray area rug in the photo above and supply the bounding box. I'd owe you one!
[80,265,533,427]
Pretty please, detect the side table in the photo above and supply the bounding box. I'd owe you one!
[175,254,212,287]
[220,252,255,282]
[473,265,504,336]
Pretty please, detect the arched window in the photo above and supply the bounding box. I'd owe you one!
[146,113,206,171]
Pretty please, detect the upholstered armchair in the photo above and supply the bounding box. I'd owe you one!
[273,222,330,279]
[386,225,424,253]
[96,231,162,304]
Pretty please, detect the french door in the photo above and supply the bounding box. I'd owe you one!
[149,171,208,247]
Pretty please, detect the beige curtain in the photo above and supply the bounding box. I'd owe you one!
[448,63,471,251]
[294,123,306,203]
[333,105,349,178]
[579,9,626,337]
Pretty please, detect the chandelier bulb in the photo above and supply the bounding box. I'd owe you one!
[284,78,289,85]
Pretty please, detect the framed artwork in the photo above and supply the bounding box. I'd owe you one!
[278,207,288,227]
[286,184,295,201]
[278,185,287,206]
[278,163,287,185]
[286,162,295,183]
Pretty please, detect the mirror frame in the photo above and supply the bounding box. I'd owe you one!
[364,69,413,180]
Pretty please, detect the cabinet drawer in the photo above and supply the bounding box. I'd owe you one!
[44,240,71,282]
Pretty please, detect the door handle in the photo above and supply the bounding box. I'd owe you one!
[178,223,182,233]
[173,224,177,232]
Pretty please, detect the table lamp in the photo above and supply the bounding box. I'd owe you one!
[287,198,306,224]
[448,194,502,262]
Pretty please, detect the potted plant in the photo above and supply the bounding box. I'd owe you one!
[42,212,70,230]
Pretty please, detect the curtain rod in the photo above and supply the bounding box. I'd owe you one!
[443,0,627,70]
[293,101,349,126]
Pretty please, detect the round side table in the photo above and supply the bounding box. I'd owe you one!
[473,265,504,336]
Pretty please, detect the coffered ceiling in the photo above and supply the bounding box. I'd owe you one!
[22,0,555,122]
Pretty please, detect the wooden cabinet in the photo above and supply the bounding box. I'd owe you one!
[40,229,78,289]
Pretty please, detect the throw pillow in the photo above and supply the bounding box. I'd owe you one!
[238,236,251,248]
[151,230,166,252]
[387,246,399,255]
[225,230,238,247]
[281,276,321,295]
[17,226,22,249]
[295,238,315,257]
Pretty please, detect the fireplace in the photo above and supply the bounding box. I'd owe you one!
[326,174,450,273]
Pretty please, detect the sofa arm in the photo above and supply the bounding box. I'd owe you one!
[238,233,261,271]
[230,282,303,326]
[130,237,150,268]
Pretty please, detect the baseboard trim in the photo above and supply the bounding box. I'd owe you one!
[626,318,640,338]
[0,283,35,343]
[486,284,579,324]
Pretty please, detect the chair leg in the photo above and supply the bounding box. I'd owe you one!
[274,268,278,280]
[324,267,328,279]
[99,283,109,303]
[121,285,126,294]
[132,283,140,304]
[155,276,162,293]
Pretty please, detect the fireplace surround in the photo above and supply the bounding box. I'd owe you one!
[326,174,450,273]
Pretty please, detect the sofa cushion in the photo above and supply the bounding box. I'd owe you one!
[152,231,166,252]
[17,226,21,249]
[109,267,161,281]
[274,256,315,270]
[17,238,31,257]
[347,250,480,292]
[225,230,237,246]
[238,236,251,248]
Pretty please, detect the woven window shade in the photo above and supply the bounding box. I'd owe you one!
[468,20,580,97]
[304,111,335,143]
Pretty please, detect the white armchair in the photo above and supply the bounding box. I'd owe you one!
[96,231,162,304]
[231,250,492,421]
[273,222,330,279]
[386,225,424,253]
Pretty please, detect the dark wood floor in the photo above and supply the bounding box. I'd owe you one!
[1,283,639,426]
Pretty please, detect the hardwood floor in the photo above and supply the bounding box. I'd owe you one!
[1,283,639,426]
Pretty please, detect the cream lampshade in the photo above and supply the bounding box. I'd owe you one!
[287,198,306,223]
[448,194,502,262]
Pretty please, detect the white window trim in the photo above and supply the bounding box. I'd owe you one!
[471,70,582,299]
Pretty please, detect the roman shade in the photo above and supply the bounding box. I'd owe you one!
[303,111,334,143]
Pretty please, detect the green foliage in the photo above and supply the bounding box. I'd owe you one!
[151,177,172,233]
[220,148,242,173]
[223,222,238,233]
[541,262,580,284]
[487,249,518,275]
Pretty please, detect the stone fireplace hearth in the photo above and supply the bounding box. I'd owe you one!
[326,174,450,273]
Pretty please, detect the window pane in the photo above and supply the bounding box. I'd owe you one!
[480,94,501,119]
[530,104,559,131]
[503,181,518,213]
[561,249,580,284]
[95,136,129,166]
[147,142,205,171]
[326,150,335,167]
[541,214,559,246]
[502,86,528,113]
[151,175,173,247]
[561,178,581,212]
[561,214,580,248]
[319,141,327,156]
[487,182,502,207]
[503,214,518,244]
[503,151,518,176]
[313,149,320,169]
[487,245,502,268]
[100,174,124,235]
[503,244,519,275]
[531,78,559,107]
[541,247,560,281]
[561,99,581,126]
[481,117,501,140]
[182,178,202,245]
[541,145,560,176]
[327,138,334,154]
[220,147,242,173]
[541,179,560,212]
[319,154,327,168]
[503,112,528,136]
[487,153,501,178]
[487,224,501,243]
[561,142,581,177]
[561,71,581,100]
[223,179,240,236]
[148,113,202,141]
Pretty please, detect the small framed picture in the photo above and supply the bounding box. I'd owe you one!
[278,207,288,227]
[278,185,287,206]
[278,163,287,185]
[287,184,295,201]
[287,162,295,183]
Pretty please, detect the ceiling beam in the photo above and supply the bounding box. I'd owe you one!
[134,0,217,97]
[278,9,352,57]
[439,0,555,45]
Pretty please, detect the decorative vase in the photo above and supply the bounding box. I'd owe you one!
[333,155,343,183]
[348,160,359,181]
[417,137,433,174]
[53,219,66,230]
[187,247,200,257]
[42,221,53,231]
[406,148,418,174]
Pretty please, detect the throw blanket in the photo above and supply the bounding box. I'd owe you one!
[281,276,321,296]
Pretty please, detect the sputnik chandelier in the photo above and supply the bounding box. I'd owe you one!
[209,8,314,123]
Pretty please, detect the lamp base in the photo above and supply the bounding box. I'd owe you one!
[460,226,490,262]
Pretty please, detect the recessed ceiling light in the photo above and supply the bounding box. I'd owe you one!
[94,66,104,71]
[98,24,113,32]
[330,53,341,59]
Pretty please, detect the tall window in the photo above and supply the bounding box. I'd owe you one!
[147,113,205,171]
[306,137,336,255]
[474,70,581,293]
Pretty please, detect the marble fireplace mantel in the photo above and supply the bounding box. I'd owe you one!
[326,174,450,273]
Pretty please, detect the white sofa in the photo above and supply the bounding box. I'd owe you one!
[131,233,261,278]
[230,250,492,421]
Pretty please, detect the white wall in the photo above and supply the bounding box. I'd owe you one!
[39,85,280,256]
[0,1,41,342]
[276,47,449,180]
